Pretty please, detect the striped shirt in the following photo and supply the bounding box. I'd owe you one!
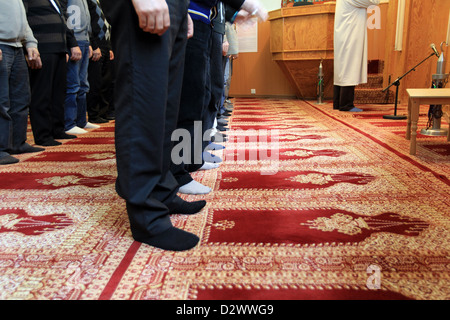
[23,0,78,54]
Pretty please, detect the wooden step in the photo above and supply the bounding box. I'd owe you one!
[357,74,384,89]
[355,88,395,104]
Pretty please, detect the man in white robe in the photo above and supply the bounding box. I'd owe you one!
[333,0,380,112]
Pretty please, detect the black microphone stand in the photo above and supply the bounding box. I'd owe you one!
[382,52,438,120]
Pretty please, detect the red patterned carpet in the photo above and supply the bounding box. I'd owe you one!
[0,98,449,300]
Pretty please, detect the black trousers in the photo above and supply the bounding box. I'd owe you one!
[29,53,67,145]
[333,85,355,111]
[202,31,224,152]
[170,19,213,186]
[86,45,115,121]
[101,0,189,239]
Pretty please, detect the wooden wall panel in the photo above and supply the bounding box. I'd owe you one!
[367,3,388,61]
[383,0,450,103]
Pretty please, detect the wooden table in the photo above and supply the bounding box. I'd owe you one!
[406,88,450,155]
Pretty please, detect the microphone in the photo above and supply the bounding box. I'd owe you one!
[431,43,440,57]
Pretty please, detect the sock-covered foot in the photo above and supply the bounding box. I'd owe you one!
[178,180,211,194]
[40,140,62,147]
[205,142,225,151]
[55,133,77,140]
[169,196,206,215]
[136,227,199,251]
[10,143,45,154]
[346,107,363,112]
[0,155,19,165]
[200,162,220,170]
[203,151,222,163]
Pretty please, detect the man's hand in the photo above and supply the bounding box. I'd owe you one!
[222,40,229,56]
[132,0,170,36]
[234,10,250,24]
[240,0,268,22]
[187,13,194,39]
[92,48,102,61]
[0,49,2,61]
[26,47,42,69]
[70,46,82,61]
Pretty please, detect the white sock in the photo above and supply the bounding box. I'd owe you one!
[210,128,218,137]
[178,180,211,195]
[84,122,100,129]
[200,162,220,170]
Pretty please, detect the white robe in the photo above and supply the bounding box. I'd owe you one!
[334,0,380,86]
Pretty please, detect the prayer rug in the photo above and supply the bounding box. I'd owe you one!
[0,99,449,301]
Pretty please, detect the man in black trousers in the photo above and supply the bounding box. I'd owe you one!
[170,0,267,195]
[100,0,205,251]
[23,0,82,146]
[86,0,115,124]
[100,0,266,251]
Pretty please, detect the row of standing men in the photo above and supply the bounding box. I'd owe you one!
[0,0,266,251]
[0,0,115,165]
[100,0,266,252]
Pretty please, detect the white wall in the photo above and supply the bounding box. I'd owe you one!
[260,0,282,12]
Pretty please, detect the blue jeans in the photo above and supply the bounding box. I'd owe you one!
[0,44,31,158]
[64,41,90,131]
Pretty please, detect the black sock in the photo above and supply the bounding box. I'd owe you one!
[40,140,62,146]
[136,227,199,251]
[0,155,19,165]
[9,145,45,154]
[168,196,206,215]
